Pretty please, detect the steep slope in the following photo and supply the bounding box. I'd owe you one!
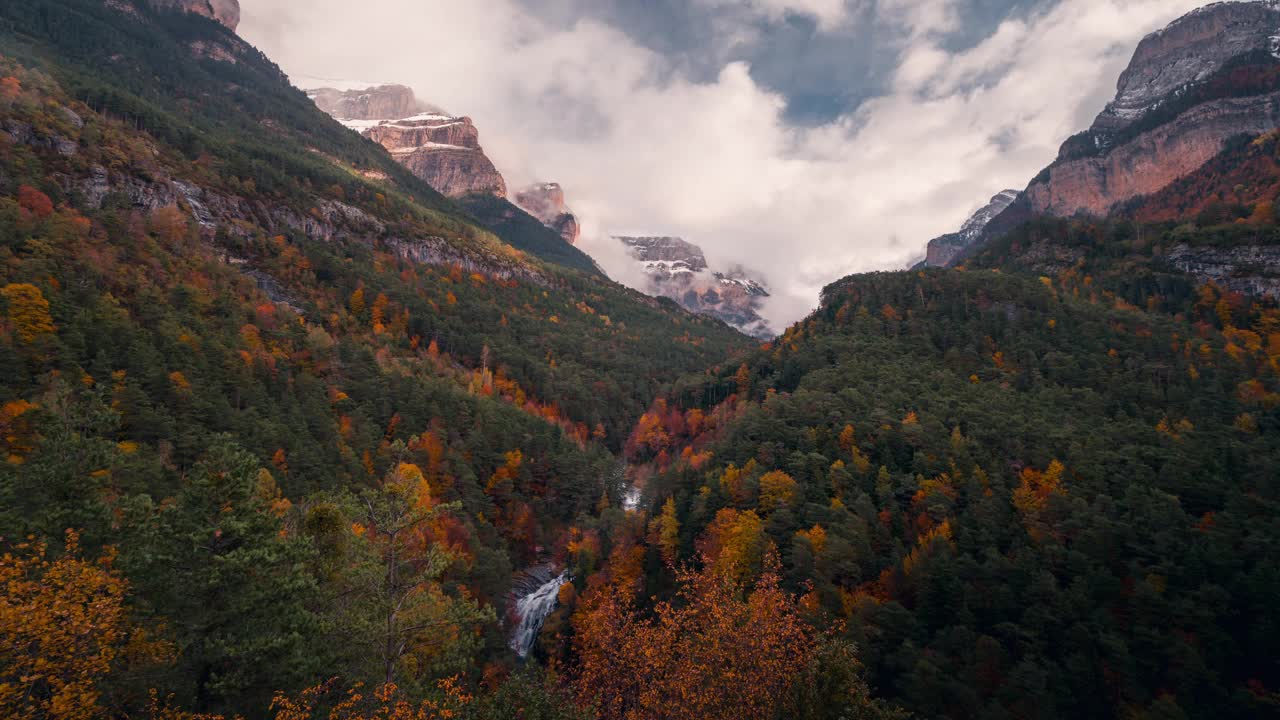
[613,235,775,339]
[611,268,1280,719]
[455,193,602,275]
[0,2,750,713]
[0,0,748,457]
[307,83,604,275]
[1024,1,1280,217]
[146,0,240,31]
[922,189,1019,267]
[968,132,1280,300]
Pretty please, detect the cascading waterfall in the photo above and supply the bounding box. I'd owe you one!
[506,465,636,659]
[508,571,569,658]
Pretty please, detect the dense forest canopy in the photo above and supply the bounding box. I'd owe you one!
[2,1,1279,719]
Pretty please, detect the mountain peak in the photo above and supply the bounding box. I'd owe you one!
[307,83,507,198]
[514,183,581,244]
[1092,0,1280,134]
[612,236,774,339]
[1020,0,1280,219]
[923,189,1020,267]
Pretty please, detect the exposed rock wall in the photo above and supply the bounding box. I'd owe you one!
[308,85,420,122]
[1026,91,1280,216]
[612,236,773,338]
[924,190,1020,267]
[514,183,581,244]
[1163,243,1280,298]
[306,84,508,199]
[391,144,507,199]
[1093,1,1280,132]
[1022,1,1280,218]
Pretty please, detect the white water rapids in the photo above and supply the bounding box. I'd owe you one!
[508,570,569,658]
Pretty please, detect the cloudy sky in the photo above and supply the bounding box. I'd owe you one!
[239,0,1205,327]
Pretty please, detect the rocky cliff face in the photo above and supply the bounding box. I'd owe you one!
[1164,243,1280,297]
[145,0,239,31]
[514,183,581,244]
[307,84,507,198]
[924,189,1020,267]
[308,85,419,122]
[1093,1,1280,133]
[1023,1,1280,218]
[1027,91,1280,216]
[614,236,773,339]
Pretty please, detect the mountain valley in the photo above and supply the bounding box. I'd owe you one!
[1,1,1279,719]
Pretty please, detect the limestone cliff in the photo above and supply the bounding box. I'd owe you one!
[308,85,419,123]
[1023,1,1280,217]
[307,84,507,199]
[514,183,581,244]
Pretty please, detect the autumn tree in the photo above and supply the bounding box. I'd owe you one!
[0,531,171,720]
[17,185,53,221]
[698,508,767,583]
[349,287,367,317]
[572,552,889,720]
[1011,460,1068,541]
[648,497,680,566]
[149,206,190,246]
[3,282,56,344]
[343,458,493,692]
[758,470,798,513]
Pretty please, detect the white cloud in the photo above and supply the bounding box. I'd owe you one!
[240,0,1204,330]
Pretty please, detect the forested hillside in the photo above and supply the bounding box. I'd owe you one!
[599,266,1280,719]
[0,1,752,717]
[4,1,1280,720]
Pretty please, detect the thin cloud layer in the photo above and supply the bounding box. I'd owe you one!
[240,0,1203,329]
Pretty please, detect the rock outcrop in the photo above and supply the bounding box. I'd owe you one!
[1163,243,1280,298]
[1027,92,1280,216]
[1023,1,1280,218]
[613,236,774,339]
[145,0,239,31]
[307,83,507,199]
[308,85,419,123]
[514,183,581,244]
[923,190,1020,267]
[361,114,507,198]
[1092,1,1280,133]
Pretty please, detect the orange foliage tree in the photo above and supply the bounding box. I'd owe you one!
[1,531,170,720]
[571,556,812,720]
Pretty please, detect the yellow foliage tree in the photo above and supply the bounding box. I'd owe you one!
[3,283,55,344]
[1012,460,1068,541]
[700,508,767,582]
[349,287,366,317]
[758,470,798,512]
[649,497,681,567]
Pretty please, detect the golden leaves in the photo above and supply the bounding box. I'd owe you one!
[0,532,172,720]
